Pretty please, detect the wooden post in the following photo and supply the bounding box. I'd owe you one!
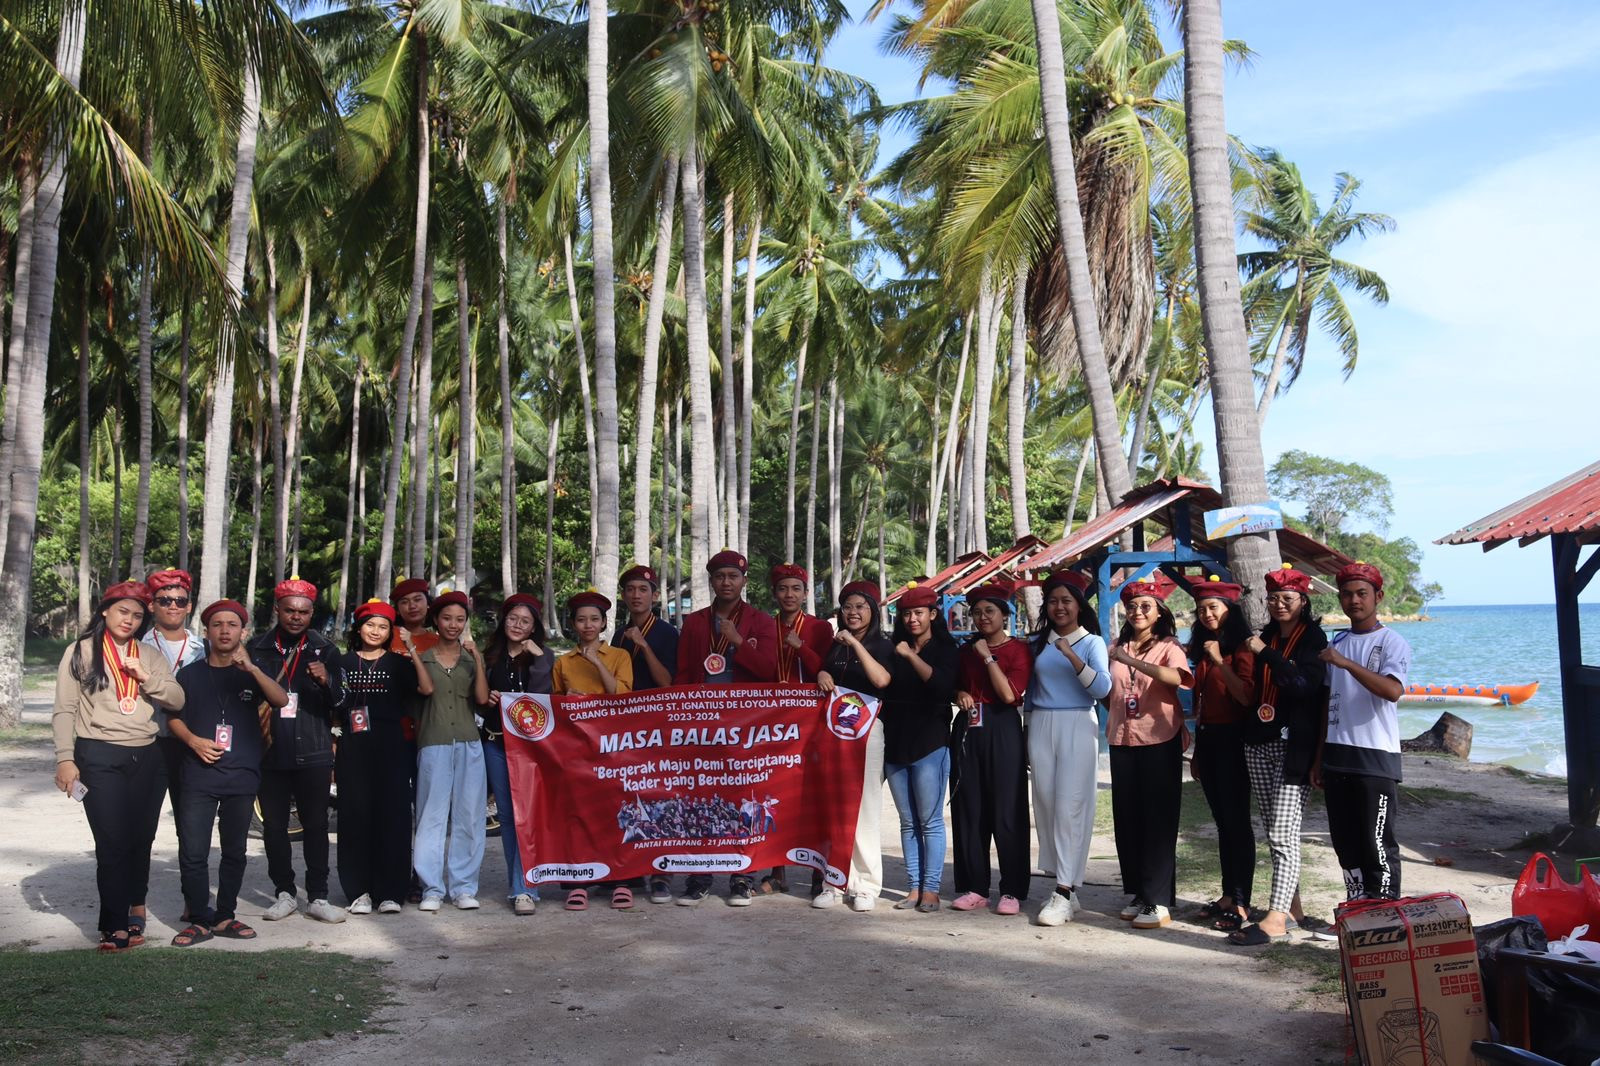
[1553,533,1600,831]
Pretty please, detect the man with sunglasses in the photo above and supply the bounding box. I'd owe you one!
[144,569,207,817]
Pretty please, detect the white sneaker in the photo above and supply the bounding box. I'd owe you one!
[453,895,481,910]
[377,900,402,914]
[847,894,877,913]
[347,893,373,916]
[1119,897,1144,921]
[512,894,537,916]
[263,891,297,921]
[307,898,347,924]
[419,896,443,913]
[811,887,843,909]
[1037,892,1074,927]
[1131,903,1172,929]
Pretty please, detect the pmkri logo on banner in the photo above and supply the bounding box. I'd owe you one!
[502,693,555,741]
[787,847,846,887]
[825,688,879,741]
[529,862,611,885]
[650,853,751,873]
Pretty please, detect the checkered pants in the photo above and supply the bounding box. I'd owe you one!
[1244,740,1307,914]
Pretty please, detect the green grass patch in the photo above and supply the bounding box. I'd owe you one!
[1398,784,1477,807]
[1498,765,1567,791]
[0,723,52,747]
[22,638,70,670]
[0,947,389,1064]
[1258,941,1344,998]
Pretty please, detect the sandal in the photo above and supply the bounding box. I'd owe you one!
[1195,899,1231,921]
[1211,911,1246,932]
[125,912,146,948]
[211,919,257,940]
[610,886,634,910]
[171,924,215,948]
[98,931,132,953]
[565,888,589,912]
[1227,923,1289,946]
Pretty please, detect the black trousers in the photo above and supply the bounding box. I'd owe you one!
[259,764,333,900]
[157,734,187,815]
[949,706,1030,900]
[1323,769,1401,900]
[177,790,254,924]
[1109,736,1183,907]
[335,723,415,904]
[74,738,165,935]
[1193,723,1254,908]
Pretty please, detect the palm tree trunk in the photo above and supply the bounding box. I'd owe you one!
[245,421,264,620]
[876,477,887,603]
[826,371,841,602]
[562,230,599,574]
[1027,0,1133,507]
[374,33,430,595]
[966,272,997,553]
[1255,268,1302,424]
[264,236,285,581]
[955,431,971,555]
[429,412,442,586]
[842,473,869,585]
[632,154,679,564]
[680,144,717,606]
[1182,0,1280,625]
[783,317,812,561]
[284,268,311,566]
[659,397,671,604]
[453,253,475,589]
[945,430,958,565]
[336,362,363,625]
[719,194,738,551]
[355,461,367,607]
[738,213,759,557]
[496,199,516,593]
[804,375,822,617]
[929,319,970,572]
[543,405,559,631]
[587,0,622,599]
[1064,438,1092,536]
[177,301,192,571]
[0,159,39,568]
[111,414,124,583]
[129,119,155,578]
[672,393,684,616]
[1129,291,1175,479]
[77,281,91,629]
[1006,266,1030,539]
[409,256,437,579]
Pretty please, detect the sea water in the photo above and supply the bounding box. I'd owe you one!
[1384,603,1599,777]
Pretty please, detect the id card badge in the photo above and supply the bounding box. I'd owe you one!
[280,692,299,719]
[1124,693,1142,720]
[349,707,371,734]
[214,724,234,751]
[967,703,984,728]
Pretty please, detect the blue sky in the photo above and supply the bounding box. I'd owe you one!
[823,0,1600,605]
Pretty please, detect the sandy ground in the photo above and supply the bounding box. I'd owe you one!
[1,680,1571,1065]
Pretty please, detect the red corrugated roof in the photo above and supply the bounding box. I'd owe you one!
[1437,460,1600,548]
[945,535,1048,594]
[883,551,989,604]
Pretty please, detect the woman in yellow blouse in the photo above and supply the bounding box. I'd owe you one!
[551,590,633,910]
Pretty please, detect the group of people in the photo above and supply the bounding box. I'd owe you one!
[52,548,1410,951]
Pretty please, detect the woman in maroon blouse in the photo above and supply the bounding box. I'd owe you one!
[948,582,1033,916]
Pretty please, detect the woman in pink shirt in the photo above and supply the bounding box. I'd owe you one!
[1107,575,1193,931]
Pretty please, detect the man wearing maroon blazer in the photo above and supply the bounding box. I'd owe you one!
[768,563,833,686]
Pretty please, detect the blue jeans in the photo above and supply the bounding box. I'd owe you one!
[415,741,487,901]
[483,740,535,900]
[884,747,950,893]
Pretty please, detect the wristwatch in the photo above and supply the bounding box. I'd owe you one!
[984,655,997,665]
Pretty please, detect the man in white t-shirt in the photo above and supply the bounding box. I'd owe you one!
[144,569,207,807]
[1316,562,1411,900]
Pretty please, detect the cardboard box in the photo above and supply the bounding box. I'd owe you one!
[1336,893,1489,1065]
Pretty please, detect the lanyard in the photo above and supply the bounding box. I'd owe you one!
[153,632,188,669]
[1260,624,1307,708]
[710,605,743,655]
[103,636,141,712]
[275,634,308,684]
[777,613,805,682]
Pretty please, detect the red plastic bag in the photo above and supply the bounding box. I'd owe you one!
[1512,852,1599,941]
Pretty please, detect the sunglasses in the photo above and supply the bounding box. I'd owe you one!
[155,597,190,608]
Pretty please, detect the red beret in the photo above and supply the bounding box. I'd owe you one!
[1264,564,1313,596]
[429,590,471,620]
[275,577,318,602]
[100,581,153,609]
[707,549,748,574]
[147,569,193,593]
[769,563,809,587]
[1118,572,1176,605]
[619,564,659,589]
[838,580,880,607]
[1042,570,1092,597]
[201,599,249,625]
[568,589,612,614]
[390,577,431,604]
[898,583,939,610]
[1187,574,1242,603]
[500,592,543,617]
[354,599,396,623]
[1336,561,1384,592]
[966,581,1015,612]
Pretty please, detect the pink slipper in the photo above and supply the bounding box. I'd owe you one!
[996,895,1021,916]
[950,892,987,911]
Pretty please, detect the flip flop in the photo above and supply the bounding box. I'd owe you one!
[211,919,258,940]
[171,924,215,948]
[565,888,589,912]
[610,886,634,910]
[1211,912,1246,932]
[1227,923,1289,946]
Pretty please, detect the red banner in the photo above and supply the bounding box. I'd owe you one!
[502,684,880,887]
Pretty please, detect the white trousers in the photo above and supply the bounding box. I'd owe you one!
[1027,709,1099,889]
[847,719,885,899]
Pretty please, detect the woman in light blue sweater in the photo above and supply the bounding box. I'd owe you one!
[1025,570,1113,927]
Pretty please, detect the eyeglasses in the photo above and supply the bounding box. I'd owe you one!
[1265,595,1300,606]
[1127,602,1158,614]
[155,597,190,608]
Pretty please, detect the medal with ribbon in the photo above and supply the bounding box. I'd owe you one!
[705,605,742,677]
[103,635,141,715]
[1258,623,1306,723]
